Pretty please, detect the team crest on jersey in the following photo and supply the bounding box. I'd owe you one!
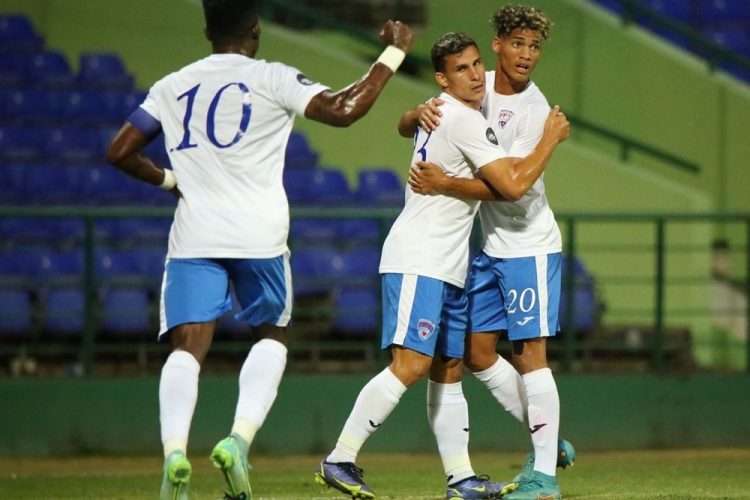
[296,73,314,86]
[498,109,514,128]
[486,127,499,145]
[417,319,436,341]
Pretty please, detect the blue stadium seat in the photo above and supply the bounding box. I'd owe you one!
[27,51,75,89]
[291,247,338,294]
[117,218,171,243]
[332,286,379,335]
[290,218,339,245]
[42,127,102,164]
[0,289,32,335]
[307,168,353,205]
[559,255,599,333]
[641,0,693,25]
[334,218,381,246]
[43,287,84,336]
[58,91,108,125]
[24,164,83,204]
[77,53,134,91]
[704,27,750,58]
[1,89,59,125]
[0,164,28,204]
[0,52,27,87]
[130,246,167,281]
[330,247,380,283]
[285,131,318,170]
[356,168,403,206]
[81,164,144,205]
[0,217,84,245]
[0,14,43,53]
[283,169,318,204]
[95,248,141,282]
[0,247,34,278]
[697,0,750,25]
[33,249,84,281]
[100,287,151,334]
[0,127,44,163]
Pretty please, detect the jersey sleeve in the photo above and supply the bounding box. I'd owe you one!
[128,80,163,137]
[449,110,508,170]
[508,102,549,158]
[269,62,330,116]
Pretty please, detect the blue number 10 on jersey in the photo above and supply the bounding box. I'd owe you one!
[176,82,253,151]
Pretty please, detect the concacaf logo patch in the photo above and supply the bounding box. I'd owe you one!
[297,73,314,86]
[498,109,514,128]
[486,127,499,145]
[417,319,436,340]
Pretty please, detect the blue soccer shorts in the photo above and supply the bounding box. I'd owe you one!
[159,253,292,338]
[467,252,561,341]
[381,273,468,359]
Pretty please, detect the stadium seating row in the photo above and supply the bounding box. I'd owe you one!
[0,50,133,90]
[593,0,750,82]
[0,284,379,338]
[0,164,403,207]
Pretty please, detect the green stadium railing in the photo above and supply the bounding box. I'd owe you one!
[0,206,748,375]
[259,0,702,175]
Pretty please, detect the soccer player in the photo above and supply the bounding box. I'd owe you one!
[105,1,413,498]
[404,5,573,500]
[315,32,568,500]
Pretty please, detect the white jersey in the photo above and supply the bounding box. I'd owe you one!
[138,53,328,258]
[379,93,506,288]
[478,73,562,258]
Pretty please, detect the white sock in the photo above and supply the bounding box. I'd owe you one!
[472,356,527,424]
[326,368,406,464]
[231,339,288,447]
[160,350,200,458]
[523,368,560,476]
[427,380,475,485]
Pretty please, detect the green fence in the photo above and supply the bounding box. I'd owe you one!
[1,207,748,375]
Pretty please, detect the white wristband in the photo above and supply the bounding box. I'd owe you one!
[159,169,177,191]
[376,45,406,73]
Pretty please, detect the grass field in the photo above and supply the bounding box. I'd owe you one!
[0,449,748,499]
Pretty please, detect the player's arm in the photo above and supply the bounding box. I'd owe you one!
[408,163,502,200]
[106,120,179,195]
[411,107,569,201]
[477,106,569,201]
[304,20,413,127]
[397,97,445,137]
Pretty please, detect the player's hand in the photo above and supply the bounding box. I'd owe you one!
[543,105,570,144]
[379,20,414,53]
[416,97,445,132]
[409,161,447,195]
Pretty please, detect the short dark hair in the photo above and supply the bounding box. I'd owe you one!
[491,4,552,40]
[430,32,479,72]
[203,0,259,43]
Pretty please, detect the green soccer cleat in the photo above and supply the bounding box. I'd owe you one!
[503,471,561,500]
[160,451,192,500]
[512,439,576,483]
[211,435,252,500]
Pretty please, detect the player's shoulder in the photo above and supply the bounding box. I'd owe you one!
[522,81,551,110]
[438,93,485,129]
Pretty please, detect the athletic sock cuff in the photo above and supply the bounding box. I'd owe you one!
[252,338,288,360]
[168,350,201,373]
[472,355,511,382]
[382,367,408,399]
[522,367,555,397]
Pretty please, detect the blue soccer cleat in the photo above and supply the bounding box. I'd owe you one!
[314,461,375,499]
[446,474,516,499]
[211,436,252,500]
[160,451,192,500]
[503,471,561,500]
[513,439,576,483]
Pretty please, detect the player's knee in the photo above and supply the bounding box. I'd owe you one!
[464,347,495,372]
[170,324,214,364]
[390,358,431,386]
